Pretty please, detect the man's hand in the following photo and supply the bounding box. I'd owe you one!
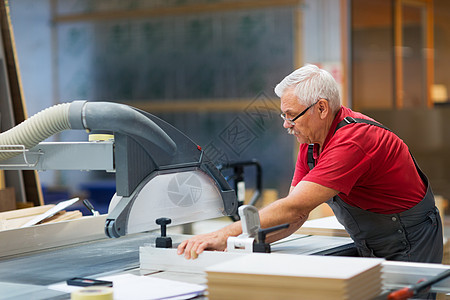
[177,230,228,259]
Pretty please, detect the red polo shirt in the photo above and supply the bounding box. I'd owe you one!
[291,106,426,214]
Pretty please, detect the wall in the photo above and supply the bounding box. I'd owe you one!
[8,0,303,202]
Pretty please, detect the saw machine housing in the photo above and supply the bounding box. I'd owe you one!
[0,101,238,238]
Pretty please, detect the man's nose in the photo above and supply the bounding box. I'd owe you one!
[283,119,293,129]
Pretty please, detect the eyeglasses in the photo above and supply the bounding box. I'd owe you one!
[280,101,318,126]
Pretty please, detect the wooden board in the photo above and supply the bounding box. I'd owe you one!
[140,247,246,275]
[42,210,82,223]
[206,253,383,279]
[0,204,55,229]
[0,204,53,219]
[296,216,349,237]
[0,202,84,230]
[0,0,43,206]
[0,214,107,258]
[0,170,5,189]
[0,186,14,212]
[205,253,384,300]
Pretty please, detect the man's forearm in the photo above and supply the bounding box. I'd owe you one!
[264,214,308,243]
[218,219,243,239]
[258,197,309,231]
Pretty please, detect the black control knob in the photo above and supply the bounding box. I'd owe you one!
[155,218,172,248]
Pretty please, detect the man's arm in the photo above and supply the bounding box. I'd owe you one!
[177,181,338,259]
[289,185,295,194]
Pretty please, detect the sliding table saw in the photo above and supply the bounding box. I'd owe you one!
[0,101,448,299]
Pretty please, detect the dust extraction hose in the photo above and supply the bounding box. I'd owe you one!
[0,101,176,161]
[0,103,71,161]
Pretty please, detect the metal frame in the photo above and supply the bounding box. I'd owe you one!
[0,142,114,171]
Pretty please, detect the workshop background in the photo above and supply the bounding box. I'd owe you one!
[2,0,450,224]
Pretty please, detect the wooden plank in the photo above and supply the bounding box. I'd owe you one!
[296,216,349,237]
[0,204,54,220]
[42,210,82,223]
[340,0,349,107]
[53,0,301,23]
[394,0,404,109]
[0,170,5,189]
[0,0,43,206]
[0,186,14,212]
[0,0,27,122]
[205,254,383,299]
[140,247,246,274]
[0,215,107,258]
[38,210,65,223]
[425,0,434,108]
[20,198,80,227]
[15,201,35,209]
[0,214,34,230]
[0,208,82,230]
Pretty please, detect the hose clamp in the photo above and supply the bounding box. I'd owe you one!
[81,101,89,131]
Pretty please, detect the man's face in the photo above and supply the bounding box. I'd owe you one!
[280,88,315,144]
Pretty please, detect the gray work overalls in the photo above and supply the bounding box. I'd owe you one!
[308,117,443,263]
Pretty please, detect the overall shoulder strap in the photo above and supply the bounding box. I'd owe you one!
[307,144,315,170]
[334,116,392,133]
[307,117,391,170]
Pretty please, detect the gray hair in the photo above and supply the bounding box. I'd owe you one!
[274,64,341,113]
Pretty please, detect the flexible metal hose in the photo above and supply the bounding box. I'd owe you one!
[0,103,71,161]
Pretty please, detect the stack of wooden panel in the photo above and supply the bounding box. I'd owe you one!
[296,216,349,237]
[0,205,82,231]
[206,253,383,300]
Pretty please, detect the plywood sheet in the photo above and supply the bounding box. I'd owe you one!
[0,214,106,258]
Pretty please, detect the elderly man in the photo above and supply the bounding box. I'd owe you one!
[177,64,443,263]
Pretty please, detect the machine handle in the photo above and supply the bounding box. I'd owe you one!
[156,217,172,237]
[238,205,261,240]
[257,223,290,244]
[155,218,172,248]
[387,287,414,300]
[83,199,99,216]
[387,269,450,300]
[253,223,289,253]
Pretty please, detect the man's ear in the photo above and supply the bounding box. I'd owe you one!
[317,99,329,119]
